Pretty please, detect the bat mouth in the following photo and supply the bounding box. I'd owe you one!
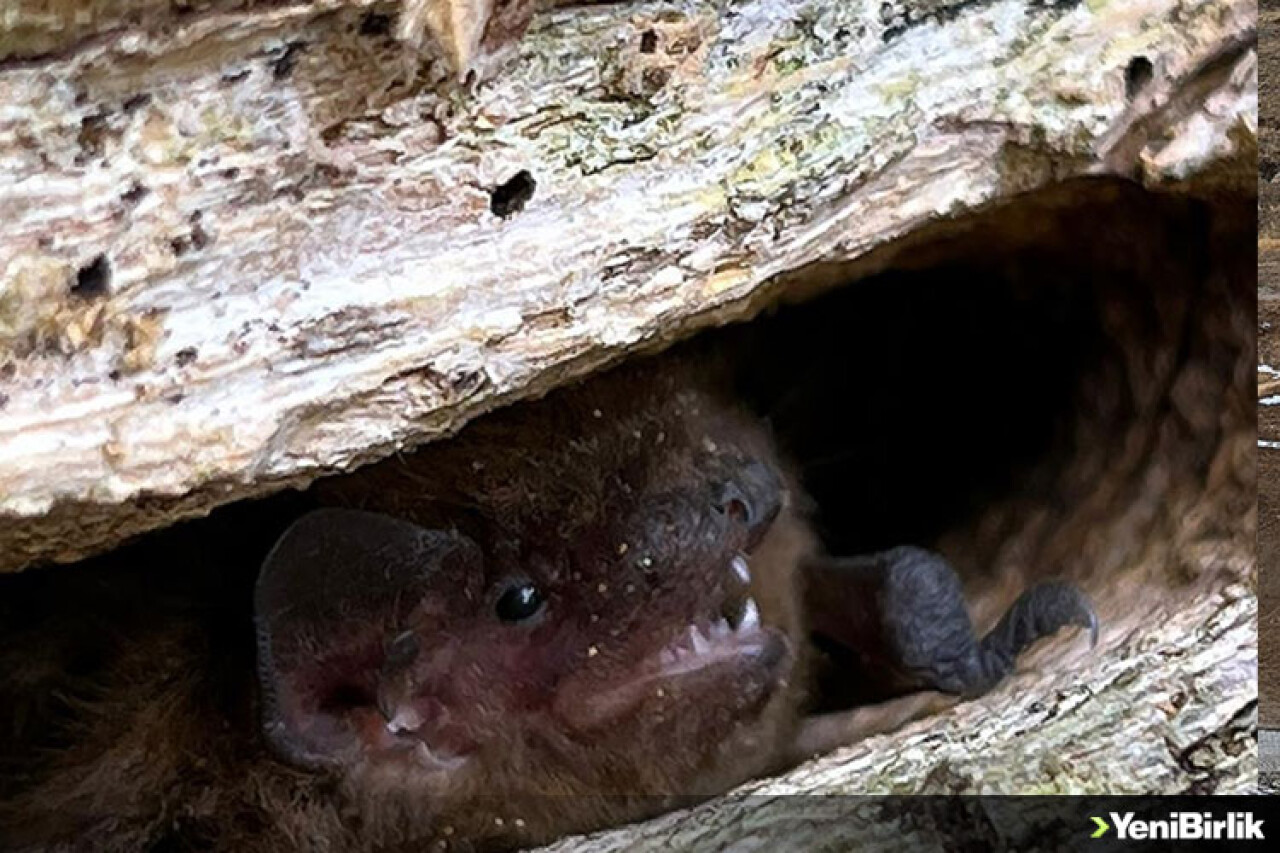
[555,550,792,733]
[562,625,790,734]
[358,676,482,774]
[316,697,478,778]
[654,606,764,678]
[654,552,764,677]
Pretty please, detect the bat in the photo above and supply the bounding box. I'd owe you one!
[0,354,1094,852]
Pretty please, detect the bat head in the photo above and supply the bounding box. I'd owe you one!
[254,371,805,837]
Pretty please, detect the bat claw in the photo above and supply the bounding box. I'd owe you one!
[989,580,1099,659]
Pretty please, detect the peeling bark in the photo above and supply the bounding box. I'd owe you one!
[0,0,1257,573]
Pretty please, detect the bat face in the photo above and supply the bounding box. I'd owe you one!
[254,373,803,815]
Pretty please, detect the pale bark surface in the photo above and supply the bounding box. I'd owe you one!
[0,0,1258,573]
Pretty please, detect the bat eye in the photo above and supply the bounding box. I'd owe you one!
[495,581,545,623]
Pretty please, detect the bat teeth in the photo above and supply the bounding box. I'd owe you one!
[386,706,424,735]
[660,600,762,674]
[720,589,761,631]
[720,552,754,629]
[688,625,711,656]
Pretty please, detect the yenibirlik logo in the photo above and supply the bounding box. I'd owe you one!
[1091,812,1264,841]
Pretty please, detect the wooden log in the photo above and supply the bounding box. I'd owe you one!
[0,0,1257,573]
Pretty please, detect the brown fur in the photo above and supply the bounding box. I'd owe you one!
[0,357,815,853]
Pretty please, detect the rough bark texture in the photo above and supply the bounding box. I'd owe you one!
[0,0,1257,573]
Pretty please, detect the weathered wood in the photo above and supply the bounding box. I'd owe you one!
[0,0,1258,573]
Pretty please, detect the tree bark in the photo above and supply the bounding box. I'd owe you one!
[0,0,1257,573]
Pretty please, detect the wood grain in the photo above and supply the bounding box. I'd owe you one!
[0,0,1257,573]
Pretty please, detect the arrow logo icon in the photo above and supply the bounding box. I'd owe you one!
[1091,816,1110,838]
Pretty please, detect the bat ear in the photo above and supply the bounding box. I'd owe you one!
[254,508,482,767]
[256,508,475,620]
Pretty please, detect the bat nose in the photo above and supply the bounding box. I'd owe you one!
[714,460,783,551]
